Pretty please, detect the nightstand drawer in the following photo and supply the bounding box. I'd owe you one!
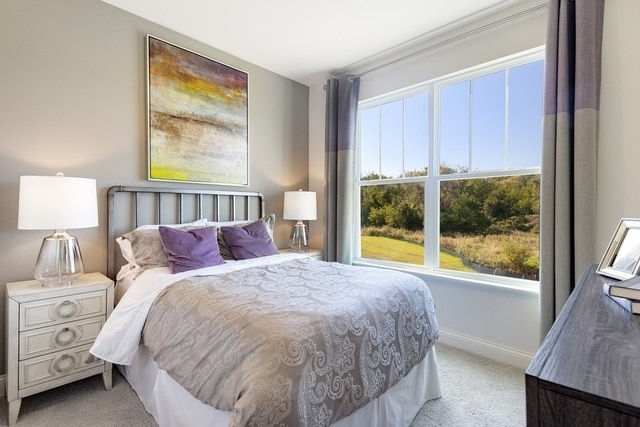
[18,343,102,389]
[19,316,106,359]
[19,290,107,331]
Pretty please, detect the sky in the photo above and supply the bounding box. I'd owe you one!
[360,59,544,179]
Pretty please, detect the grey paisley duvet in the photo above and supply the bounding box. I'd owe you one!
[141,257,439,427]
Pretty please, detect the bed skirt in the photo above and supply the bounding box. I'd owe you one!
[118,343,441,427]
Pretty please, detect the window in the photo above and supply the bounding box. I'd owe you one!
[356,48,543,288]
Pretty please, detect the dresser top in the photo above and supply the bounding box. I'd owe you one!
[526,264,640,410]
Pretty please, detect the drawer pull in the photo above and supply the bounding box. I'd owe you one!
[55,300,79,318]
[54,327,78,346]
[52,354,77,373]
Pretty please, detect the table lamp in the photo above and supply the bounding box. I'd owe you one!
[18,173,98,287]
[283,189,317,253]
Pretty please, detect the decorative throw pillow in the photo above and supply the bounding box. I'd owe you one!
[211,214,276,260]
[220,219,279,260]
[159,226,224,273]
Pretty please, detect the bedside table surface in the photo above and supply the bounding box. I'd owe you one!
[7,272,111,300]
[279,248,323,259]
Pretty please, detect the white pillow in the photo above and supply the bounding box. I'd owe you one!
[206,215,274,236]
[127,218,208,231]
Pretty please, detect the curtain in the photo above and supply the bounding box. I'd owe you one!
[324,75,360,264]
[539,0,605,340]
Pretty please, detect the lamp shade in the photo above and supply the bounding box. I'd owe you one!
[283,190,317,221]
[18,174,98,230]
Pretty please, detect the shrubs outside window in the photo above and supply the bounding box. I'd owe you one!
[356,48,544,287]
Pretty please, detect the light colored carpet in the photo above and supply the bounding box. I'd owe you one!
[411,344,526,427]
[0,369,156,427]
[0,343,526,426]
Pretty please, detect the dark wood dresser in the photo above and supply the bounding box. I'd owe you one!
[525,264,640,425]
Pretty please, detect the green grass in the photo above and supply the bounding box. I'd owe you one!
[360,235,474,272]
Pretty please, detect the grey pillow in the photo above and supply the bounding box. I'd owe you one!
[122,228,170,271]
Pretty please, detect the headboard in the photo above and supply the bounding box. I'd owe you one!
[107,185,265,280]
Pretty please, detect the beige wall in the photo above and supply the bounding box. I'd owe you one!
[597,0,640,254]
[0,0,309,375]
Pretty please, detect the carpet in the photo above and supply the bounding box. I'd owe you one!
[0,343,526,426]
[411,344,526,427]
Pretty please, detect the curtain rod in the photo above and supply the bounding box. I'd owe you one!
[347,2,548,79]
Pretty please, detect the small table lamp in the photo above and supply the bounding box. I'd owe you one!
[283,190,317,253]
[18,173,98,287]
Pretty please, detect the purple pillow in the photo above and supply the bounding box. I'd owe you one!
[220,220,279,260]
[159,226,224,273]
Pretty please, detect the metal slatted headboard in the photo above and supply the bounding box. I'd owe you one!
[107,185,265,279]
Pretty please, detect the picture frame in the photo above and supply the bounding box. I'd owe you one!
[146,35,249,186]
[597,218,640,280]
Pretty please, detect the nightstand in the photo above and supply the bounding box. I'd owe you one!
[5,272,114,426]
[280,248,323,260]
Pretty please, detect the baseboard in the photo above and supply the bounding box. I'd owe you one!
[0,374,6,398]
[437,328,535,370]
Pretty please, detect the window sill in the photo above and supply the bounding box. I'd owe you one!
[352,258,540,297]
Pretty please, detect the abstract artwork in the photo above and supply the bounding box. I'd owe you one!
[147,35,248,185]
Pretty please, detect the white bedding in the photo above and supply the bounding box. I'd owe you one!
[92,252,310,365]
[91,253,442,426]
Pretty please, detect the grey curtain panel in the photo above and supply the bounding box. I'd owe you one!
[539,0,605,340]
[324,75,360,264]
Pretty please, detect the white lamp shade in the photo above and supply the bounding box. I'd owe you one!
[283,190,317,221]
[18,175,99,230]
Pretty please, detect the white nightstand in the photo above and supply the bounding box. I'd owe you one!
[280,248,323,261]
[5,272,114,426]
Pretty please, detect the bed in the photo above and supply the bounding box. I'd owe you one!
[90,186,441,427]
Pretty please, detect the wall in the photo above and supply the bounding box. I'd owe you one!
[597,0,640,254]
[0,0,309,377]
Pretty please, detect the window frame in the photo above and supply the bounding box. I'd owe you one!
[354,46,544,291]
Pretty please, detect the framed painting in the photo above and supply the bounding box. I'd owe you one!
[147,35,248,185]
[597,218,640,280]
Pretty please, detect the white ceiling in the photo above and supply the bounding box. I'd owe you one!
[102,0,526,86]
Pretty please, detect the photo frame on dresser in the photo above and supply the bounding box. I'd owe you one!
[597,218,640,280]
[146,35,249,186]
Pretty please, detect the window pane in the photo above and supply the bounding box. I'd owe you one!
[360,107,380,179]
[404,92,429,177]
[360,182,425,265]
[356,49,544,286]
[440,81,470,174]
[439,175,540,280]
[508,61,543,168]
[381,101,403,178]
[471,71,506,171]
